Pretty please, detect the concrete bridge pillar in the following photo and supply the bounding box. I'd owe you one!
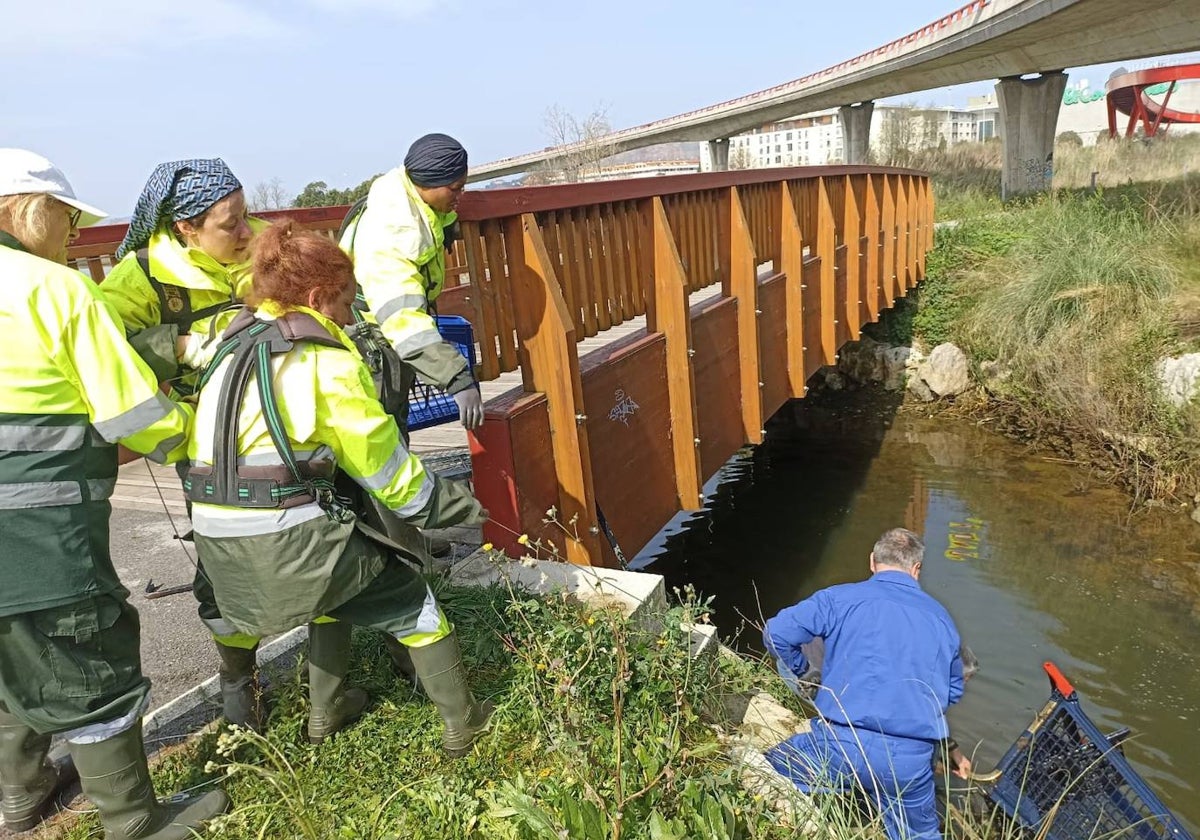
[707,138,730,172]
[996,71,1068,199]
[839,101,875,164]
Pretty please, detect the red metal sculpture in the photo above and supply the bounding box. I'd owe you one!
[1106,62,1200,139]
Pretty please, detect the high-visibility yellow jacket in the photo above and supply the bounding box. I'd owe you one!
[0,231,193,617]
[100,219,267,392]
[339,168,473,395]
[187,300,482,636]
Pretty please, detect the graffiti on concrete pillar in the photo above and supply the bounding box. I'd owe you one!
[1020,152,1054,189]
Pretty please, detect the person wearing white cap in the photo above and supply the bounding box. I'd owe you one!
[0,148,105,262]
[0,148,228,838]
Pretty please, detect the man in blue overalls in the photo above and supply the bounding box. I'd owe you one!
[763,528,964,840]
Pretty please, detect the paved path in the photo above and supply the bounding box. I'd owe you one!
[109,505,219,708]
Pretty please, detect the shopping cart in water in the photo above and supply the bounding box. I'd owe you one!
[972,662,1193,840]
[406,315,477,432]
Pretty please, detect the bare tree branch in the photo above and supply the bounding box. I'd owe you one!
[877,104,947,166]
[249,177,291,211]
[539,104,616,183]
[728,144,754,170]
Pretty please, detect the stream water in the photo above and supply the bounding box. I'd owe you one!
[634,388,1200,832]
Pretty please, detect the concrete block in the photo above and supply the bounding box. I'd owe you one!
[720,682,822,832]
[721,690,810,752]
[683,621,720,663]
[727,743,826,835]
[450,551,667,632]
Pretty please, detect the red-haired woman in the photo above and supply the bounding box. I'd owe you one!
[186,221,491,752]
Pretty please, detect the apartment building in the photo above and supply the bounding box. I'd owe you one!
[701,74,1199,170]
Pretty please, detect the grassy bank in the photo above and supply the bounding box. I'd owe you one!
[874,177,1200,505]
[43,576,844,840]
[34,577,1150,839]
[919,133,1200,220]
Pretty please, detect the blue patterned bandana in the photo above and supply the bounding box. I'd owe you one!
[117,158,242,258]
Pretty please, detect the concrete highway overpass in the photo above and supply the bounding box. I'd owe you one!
[470,0,1200,196]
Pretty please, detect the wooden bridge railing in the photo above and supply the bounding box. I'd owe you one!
[454,166,932,566]
[68,166,932,568]
[68,205,473,286]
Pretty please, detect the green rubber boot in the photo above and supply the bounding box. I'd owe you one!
[215,641,266,732]
[69,721,227,839]
[426,535,452,559]
[407,630,494,757]
[382,633,419,688]
[0,708,74,832]
[307,622,368,745]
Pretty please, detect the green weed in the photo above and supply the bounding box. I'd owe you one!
[42,570,1153,840]
[48,579,808,840]
[878,182,1200,504]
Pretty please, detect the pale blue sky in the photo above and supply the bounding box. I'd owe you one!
[2,0,1193,213]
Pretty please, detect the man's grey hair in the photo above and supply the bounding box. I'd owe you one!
[872,528,925,570]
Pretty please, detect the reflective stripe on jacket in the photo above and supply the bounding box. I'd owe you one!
[188,300,481,635]
[0,233,193,616]
[339,168,472,394]
[100,218,267,388]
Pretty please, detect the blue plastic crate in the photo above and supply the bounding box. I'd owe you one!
[406,315,477,432]
[986,663,1193,840]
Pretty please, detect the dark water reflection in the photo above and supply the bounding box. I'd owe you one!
[634,389,1200,831]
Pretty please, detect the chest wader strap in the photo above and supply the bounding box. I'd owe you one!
[186,314,352,519]
[337,196,369,250]
[344,320,412,430]
[137,247,239,335]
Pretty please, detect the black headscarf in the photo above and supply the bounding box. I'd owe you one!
[403,134,468,188]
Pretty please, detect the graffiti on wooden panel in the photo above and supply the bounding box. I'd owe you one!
[608,389,641,426]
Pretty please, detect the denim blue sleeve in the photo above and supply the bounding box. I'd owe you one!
[948,632,965,706]
[764,592,831,678]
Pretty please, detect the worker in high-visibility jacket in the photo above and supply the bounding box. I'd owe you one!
[339,133,483,432]
[98,159,268,733]
[188,221,493,752]
[0,148,227,838]
[101,158,264,396]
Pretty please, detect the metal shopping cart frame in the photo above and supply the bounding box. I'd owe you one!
[972,662,1193,840]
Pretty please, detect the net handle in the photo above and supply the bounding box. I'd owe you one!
[1042,660,1076,699]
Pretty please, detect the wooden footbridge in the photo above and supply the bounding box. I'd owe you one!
[70,165,932,568]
